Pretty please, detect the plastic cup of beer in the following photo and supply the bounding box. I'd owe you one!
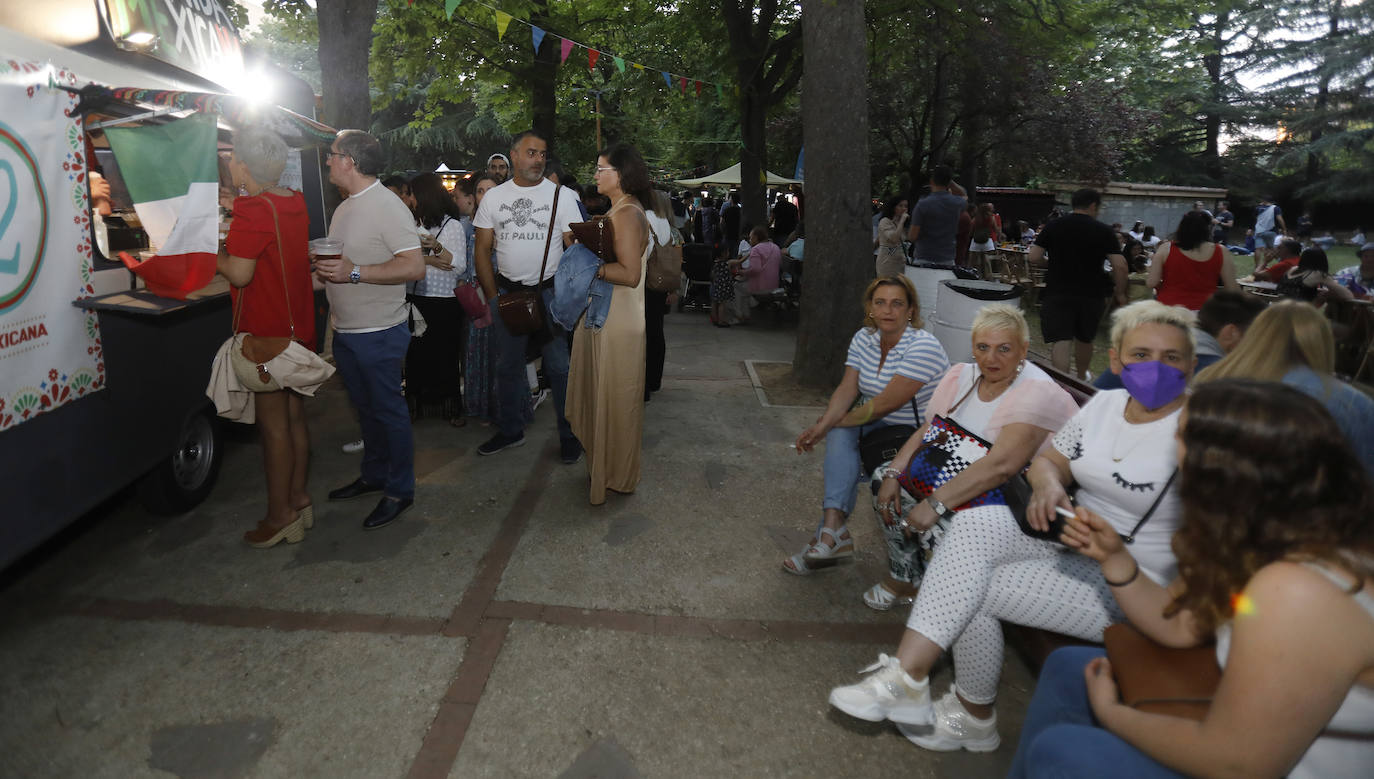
[309,238,343,262]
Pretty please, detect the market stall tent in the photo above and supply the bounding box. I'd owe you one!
[675,162,803,188]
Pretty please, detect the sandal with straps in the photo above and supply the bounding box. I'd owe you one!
[803,525,854,562]
[863,582,915,612]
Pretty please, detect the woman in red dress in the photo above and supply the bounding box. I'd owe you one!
[1148,210,1239,311]
[217,129,318,547]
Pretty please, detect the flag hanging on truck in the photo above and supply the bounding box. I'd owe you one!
[104,114,219,298]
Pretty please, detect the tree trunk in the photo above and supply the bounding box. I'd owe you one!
[738,84,768,230]
[530,2,558,145]
[1306,2,1340,185]
[1202,10,1226,180]
[315,0,379,132]
[792,0,871,389]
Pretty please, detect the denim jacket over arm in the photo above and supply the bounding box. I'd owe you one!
[551,243,613,330]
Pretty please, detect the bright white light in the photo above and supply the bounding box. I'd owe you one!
[232,65,278,108]
[122,31,156,46]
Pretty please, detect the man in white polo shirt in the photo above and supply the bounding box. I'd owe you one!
[473,130,582,463]
[314,130,425,530]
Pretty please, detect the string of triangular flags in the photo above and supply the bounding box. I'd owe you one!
[419,0,735,100]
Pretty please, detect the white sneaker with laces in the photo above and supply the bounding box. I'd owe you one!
[341,439,364,454]
[827,654,932,724]
[897,689,1000,752]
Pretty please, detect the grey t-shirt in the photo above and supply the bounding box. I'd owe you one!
[911,190,966,264]
[326,180,422,333]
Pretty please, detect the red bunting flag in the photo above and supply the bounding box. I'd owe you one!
[589,49,600,71]
[560,38,574,64]
[695,80,702,97]
[679,76,687,95]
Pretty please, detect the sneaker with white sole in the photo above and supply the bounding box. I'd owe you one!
[828,654,932,725]
[896,689,1000,752]
[341,439,364,454]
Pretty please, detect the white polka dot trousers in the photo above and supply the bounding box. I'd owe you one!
[905,505,1124,705]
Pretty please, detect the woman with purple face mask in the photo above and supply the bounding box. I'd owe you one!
[828,300,1196,756]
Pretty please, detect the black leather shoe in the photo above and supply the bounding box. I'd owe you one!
[363,497,413,530]
[328,478,383,501]
[560,437,584,465]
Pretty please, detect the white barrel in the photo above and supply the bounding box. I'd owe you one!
[931,280,1022,363]
[904,262,957,323]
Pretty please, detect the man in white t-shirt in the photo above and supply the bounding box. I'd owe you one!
[314,130,425,530]
[472,130,582,462]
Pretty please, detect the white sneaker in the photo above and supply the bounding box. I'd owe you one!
[827,654,932,724]
[896,689,1000,752]
[341,439,364,454]
[531,388,550,411]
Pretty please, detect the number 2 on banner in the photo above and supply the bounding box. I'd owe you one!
[0,160,19,275]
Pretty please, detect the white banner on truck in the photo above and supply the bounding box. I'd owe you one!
[0,62,105,431]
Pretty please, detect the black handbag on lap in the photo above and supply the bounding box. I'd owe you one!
[857,398,920,475]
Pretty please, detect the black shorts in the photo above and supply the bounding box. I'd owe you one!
[1041,294,1106,344]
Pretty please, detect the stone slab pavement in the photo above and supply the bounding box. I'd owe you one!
[0,308,1034,778]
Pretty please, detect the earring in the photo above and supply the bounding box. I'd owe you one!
[864,313,875,327]
[1015,360,1026,379]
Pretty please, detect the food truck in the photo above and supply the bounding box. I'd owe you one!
[0,1,332,569]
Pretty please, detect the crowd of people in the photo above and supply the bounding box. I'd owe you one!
[219,128,1373,773]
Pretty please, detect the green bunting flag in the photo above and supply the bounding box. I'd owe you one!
[613,56,625,73]
[445,0,461,20]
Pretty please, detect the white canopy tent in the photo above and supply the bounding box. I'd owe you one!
[675,162,802,188]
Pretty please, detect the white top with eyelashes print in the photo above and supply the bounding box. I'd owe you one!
[1052,389,1184,585]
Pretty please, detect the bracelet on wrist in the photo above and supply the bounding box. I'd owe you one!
[1104,560,1140,587]
[880,467,901,480]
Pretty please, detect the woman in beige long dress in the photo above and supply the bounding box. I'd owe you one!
[566,143,652,505]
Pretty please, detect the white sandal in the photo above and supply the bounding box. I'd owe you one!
[803,525,854,562]
[862,582,915,611]
[781,551,813,576]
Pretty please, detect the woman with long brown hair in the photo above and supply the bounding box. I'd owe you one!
[1010,380,1374,777]
[564,143,653,505]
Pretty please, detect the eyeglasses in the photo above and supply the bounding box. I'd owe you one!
[325,151,351,162]
[595,166,616,174]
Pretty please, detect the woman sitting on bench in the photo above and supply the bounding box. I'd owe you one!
[828,300,1196,753]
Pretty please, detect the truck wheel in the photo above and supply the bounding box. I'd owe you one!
[138,409,222,515]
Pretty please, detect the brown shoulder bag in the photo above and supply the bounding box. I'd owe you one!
[496,184,560,335]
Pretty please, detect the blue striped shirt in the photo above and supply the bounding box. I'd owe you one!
[845,326,949,426]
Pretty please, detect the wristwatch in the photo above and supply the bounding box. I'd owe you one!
[926,496,956,521]
[348,265,361,284]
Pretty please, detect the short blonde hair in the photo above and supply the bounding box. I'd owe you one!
[971,303,1028,344]
[1109,300,1196,360]
[233,128,288,187]
[863,276,922,330]
[1194,300,1334,383]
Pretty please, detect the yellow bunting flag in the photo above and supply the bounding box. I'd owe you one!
[495,10,512,40]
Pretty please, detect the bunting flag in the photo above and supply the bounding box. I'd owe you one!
[438,0,728,99]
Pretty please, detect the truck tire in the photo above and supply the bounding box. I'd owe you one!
[138,409,222,515]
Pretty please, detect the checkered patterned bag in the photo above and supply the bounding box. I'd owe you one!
[895,414,1016,511]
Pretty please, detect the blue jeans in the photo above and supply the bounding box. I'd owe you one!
[332,323,415,500]
[491,285,574,442]
[823,420,903,516]
[1008,647,1185,779]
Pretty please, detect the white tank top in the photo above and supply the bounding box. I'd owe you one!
[1215,562,1374,778]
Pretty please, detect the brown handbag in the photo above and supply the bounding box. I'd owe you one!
[568,216,617,263]
[646,238,682,292]
[1103,622,1221,721]
[229,196,296,390]
[496,184,561,336]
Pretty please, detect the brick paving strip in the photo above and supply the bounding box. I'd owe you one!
[57,440,902,778]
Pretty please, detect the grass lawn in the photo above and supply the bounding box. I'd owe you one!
[1020,243,1363,379]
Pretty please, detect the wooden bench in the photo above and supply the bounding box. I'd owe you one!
[1005,359,1101,673]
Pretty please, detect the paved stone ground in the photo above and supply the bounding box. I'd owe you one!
[0,308,1034,778]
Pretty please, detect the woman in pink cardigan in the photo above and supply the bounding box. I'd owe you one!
[863,304,1080,611]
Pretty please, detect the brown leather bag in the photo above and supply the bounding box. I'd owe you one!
[496,185,561,336]
[1103,622,1221,721]
[646,238,682,292]
[569,216,617,262]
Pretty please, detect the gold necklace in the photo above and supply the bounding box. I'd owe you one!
[1111,409,1153,462]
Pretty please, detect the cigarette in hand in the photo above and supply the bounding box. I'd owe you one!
[1055,506,1077,519]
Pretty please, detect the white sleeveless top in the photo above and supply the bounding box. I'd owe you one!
[1215,562,1374,778]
